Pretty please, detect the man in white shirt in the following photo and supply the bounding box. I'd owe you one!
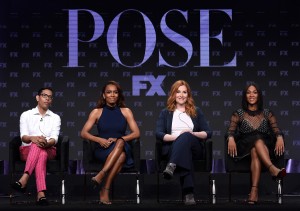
[11,87,61,206]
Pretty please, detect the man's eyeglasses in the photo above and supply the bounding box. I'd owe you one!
[40,93,53,100]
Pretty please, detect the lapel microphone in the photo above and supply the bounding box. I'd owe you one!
[40,118,43,122]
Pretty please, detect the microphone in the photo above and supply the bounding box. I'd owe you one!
[40,118,43,122]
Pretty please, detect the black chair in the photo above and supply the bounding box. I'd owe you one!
[224,134,285,203]
[155,138,214,203]
[82,137,141,203]
[9,135,69,203]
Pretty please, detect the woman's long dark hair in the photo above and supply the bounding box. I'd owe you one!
[241,82,263,111]
[96,81,126,108]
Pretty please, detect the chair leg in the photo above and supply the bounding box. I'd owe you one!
[83,173,87,201]
[210,174,216,204]
[61,179,65,205]
[229,173,232,202]
[157,173,160,203]
[136,174,140,204]
[277,179,282,204]
[9,173,14,205]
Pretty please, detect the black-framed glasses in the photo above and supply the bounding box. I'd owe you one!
[40,93,53,100]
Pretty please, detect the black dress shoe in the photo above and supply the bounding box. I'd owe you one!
[11,181,27,193]
[36,197,49,206]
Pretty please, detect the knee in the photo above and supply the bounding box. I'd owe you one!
[251,148,259,159]
[255,139,264,146]
[115,138,125,148]
[39,150,48,159]
[180,132,192,139]
[176,132,193,144]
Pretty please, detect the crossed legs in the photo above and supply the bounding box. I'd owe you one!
[93,139,126,203]
[14,144,56,201]
[248,139,283,203]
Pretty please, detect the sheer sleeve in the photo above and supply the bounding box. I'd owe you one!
[268,110,283,137]
[226,111,240,137]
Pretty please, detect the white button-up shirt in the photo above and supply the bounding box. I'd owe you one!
[19,107,61,146]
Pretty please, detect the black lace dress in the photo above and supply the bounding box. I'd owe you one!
[226,108,283,157]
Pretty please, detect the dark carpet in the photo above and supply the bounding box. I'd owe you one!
[1,197,300,211]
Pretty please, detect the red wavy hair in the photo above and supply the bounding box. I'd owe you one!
[167,80,196,118]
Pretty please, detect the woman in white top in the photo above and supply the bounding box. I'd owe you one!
[156,80,212,205]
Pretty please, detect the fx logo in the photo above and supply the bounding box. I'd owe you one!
[132,75,166,96]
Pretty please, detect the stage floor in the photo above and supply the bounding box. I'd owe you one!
[1,173,300,211]
[1,196,300,211]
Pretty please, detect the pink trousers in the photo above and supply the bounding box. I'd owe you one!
[19,143,56,192]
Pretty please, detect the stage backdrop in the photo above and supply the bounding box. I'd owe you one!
[0,0,299,161]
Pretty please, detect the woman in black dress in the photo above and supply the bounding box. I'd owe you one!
[81,81,140,204]
[226,82,286,204]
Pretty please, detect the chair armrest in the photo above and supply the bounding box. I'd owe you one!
[155,140,163,171]
[204,139,213,172]
[127,138,140,172]
[9,136,22,173]
[60,136,69,172]
[82,138,93,170]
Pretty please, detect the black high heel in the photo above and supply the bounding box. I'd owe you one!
[11,181,27,193]
[247,186,258,205]
[91,170,107,189]
[36,196,49,206]
[272,168,286,181]
[99,187,112,205]
[268,164,286,180]
[91,177,101,189]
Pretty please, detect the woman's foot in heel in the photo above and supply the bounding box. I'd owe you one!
[272,168,286,180]
[11,173,29,193]
[269,164,286,180]
[36,191,49,206]
[247,186,258,205]
[91,177,100,189]
[91,170,107,189]
[11,181,27,193]
[99,187,111,205]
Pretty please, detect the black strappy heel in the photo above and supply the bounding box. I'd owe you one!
[247,186,258,205]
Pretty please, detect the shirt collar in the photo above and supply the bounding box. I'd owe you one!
[33,106,51,117]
